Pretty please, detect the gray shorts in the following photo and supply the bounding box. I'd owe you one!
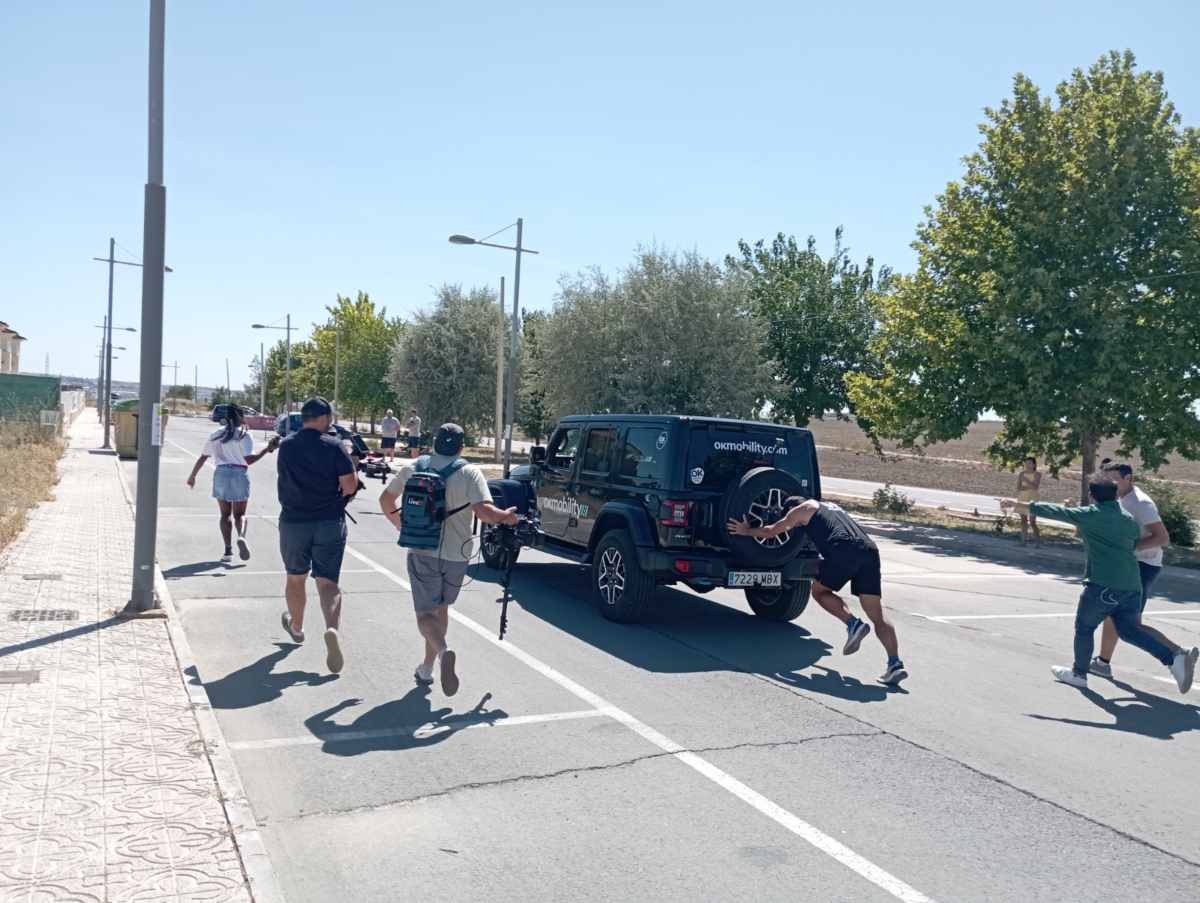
[279,517,347,583]
[406,554,469,613]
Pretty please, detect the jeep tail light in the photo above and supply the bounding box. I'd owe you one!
[660,500,691,526]
[673,559,692,574]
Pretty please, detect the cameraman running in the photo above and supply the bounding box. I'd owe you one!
[729,499,907,686]
[379,423,519,696]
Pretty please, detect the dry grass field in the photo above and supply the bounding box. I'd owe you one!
[0,425,64,552]
[807,419,1200,511]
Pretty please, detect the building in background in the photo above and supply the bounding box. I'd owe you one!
[0,322,26,374]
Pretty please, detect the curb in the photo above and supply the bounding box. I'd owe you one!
[113,458,286,903]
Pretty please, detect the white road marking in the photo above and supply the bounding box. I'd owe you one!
[918,610,1200,622]
[166,568,375,577]
[229,709,608,751]
[342,545,934,903]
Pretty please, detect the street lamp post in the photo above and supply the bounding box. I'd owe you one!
[126,0,168,615]
[252,315,295,433]
[92,321,137,444]
[449,219,538,478]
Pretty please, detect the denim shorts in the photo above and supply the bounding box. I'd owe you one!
[279,517,347,582]
[212,465,250,502]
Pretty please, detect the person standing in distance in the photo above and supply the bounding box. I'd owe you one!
[276,397,360,674]
[1090,462,1179,679]
[379,423,518,696]
[728,499,908,686]
[405,408,422,459]
[380,409,401,461]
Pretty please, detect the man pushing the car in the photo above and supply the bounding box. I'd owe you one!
[729,499,907,686]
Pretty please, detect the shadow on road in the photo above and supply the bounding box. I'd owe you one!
[0,616,127,659]
[189,643,337,709]
[1026,678,1200,740]
[163,560,249,579]
[304,689,506,756]
[463,562,916,704]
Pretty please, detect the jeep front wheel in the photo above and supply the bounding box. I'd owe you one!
[745,581,810,621]
[592,530,654,623]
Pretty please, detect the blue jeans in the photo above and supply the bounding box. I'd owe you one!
[1137,561,1162,610]
[1074,582,1174,676]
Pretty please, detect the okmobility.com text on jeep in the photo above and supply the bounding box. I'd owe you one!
[478,415,822,624]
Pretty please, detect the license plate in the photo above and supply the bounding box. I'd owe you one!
[727,571,781,588]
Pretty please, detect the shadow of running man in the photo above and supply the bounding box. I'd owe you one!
[188,642,338,710]
[1027,677,1200,740]
[304,688,508,756]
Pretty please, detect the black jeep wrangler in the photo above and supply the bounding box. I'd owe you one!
[480,414,822,623]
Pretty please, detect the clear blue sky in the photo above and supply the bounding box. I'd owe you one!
[3,1,1197,388]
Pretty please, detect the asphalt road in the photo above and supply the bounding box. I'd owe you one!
[135,418,1200,903]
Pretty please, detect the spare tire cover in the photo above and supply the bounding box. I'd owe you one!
[719,467,807,567]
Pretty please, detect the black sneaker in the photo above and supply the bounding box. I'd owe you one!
[844,619,871,655]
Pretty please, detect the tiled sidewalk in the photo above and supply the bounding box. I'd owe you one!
[0,417,255,902]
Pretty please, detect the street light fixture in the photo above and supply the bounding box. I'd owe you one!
[252,316,295,433]
[448,219,539,478]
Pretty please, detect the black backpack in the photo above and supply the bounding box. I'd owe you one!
[397,455,470,550]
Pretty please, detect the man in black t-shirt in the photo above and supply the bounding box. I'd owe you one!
[729,499,907,686]
[276,397,359,674]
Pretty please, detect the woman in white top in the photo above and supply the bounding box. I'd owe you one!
[186,404,279,561]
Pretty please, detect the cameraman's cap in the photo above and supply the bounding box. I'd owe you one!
[433,423,465,456]
[300,396,333,419]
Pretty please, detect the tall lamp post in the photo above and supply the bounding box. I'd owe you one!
[252,316,295,433]
[449,219,538,477]
[125,0,169,614]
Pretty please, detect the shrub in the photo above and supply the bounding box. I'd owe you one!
[1143,480,1196,548]
[873,483,913,514]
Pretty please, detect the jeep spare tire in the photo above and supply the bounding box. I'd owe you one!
[719,466,806,567]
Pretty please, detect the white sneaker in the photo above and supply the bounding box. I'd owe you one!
[414,663,434,686]
[236,535,251,561]
[1051,665,1087,688]
[1169,647,1198,694]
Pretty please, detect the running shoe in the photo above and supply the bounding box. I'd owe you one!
[280,611,304,644]
[1169,647,1198,694]
[843,619,871,655]
[236,535,251,561]
[878,662,908,686]
[439,649,459,696]
[1051,665,1087,689]
[221,548,233,562]
[324,628,344,674]
[414,664,434,686]
[1088,656,1113,679]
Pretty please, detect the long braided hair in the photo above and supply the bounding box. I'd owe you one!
[220,404,245,444]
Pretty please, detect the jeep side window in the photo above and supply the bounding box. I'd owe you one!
[547,428,581,470]
[580,428,616,476]
[617,427,667,487]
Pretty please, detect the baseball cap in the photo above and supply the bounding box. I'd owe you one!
[300,396,333,419]
[433,423,465,456]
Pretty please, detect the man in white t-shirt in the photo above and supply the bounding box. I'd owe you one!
[378,423,517,696]
[1091,462,1185,678]
[379,409,401,460]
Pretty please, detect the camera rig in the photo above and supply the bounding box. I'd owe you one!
[484,478,540,640]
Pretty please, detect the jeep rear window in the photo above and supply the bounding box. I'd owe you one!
[686,426,813,493]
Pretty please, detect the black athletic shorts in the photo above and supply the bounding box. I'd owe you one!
[816,542,882,597]
[381,436,397,449]
[279,517,347,582]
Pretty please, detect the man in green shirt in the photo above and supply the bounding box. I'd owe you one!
[1004,480,1197,692]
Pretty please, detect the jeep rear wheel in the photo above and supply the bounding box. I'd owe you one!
[745,582,810,621]
[720,467,807,567]
[592,530,654,623]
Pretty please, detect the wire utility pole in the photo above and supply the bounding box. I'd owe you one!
[495,277,505,463]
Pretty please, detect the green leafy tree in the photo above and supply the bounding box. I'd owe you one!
[312,292,403,429]
[386,285,502,435]
[165,384,194,400]
[729,228,891,427]
[261,339,312,414]
[541,248,768,420]
[847,51,1200,502]
[516,309,551,443]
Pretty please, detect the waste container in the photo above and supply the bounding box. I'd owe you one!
[114,400,169,459]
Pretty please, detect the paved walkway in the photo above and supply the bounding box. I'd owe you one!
[0,417,255,902]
